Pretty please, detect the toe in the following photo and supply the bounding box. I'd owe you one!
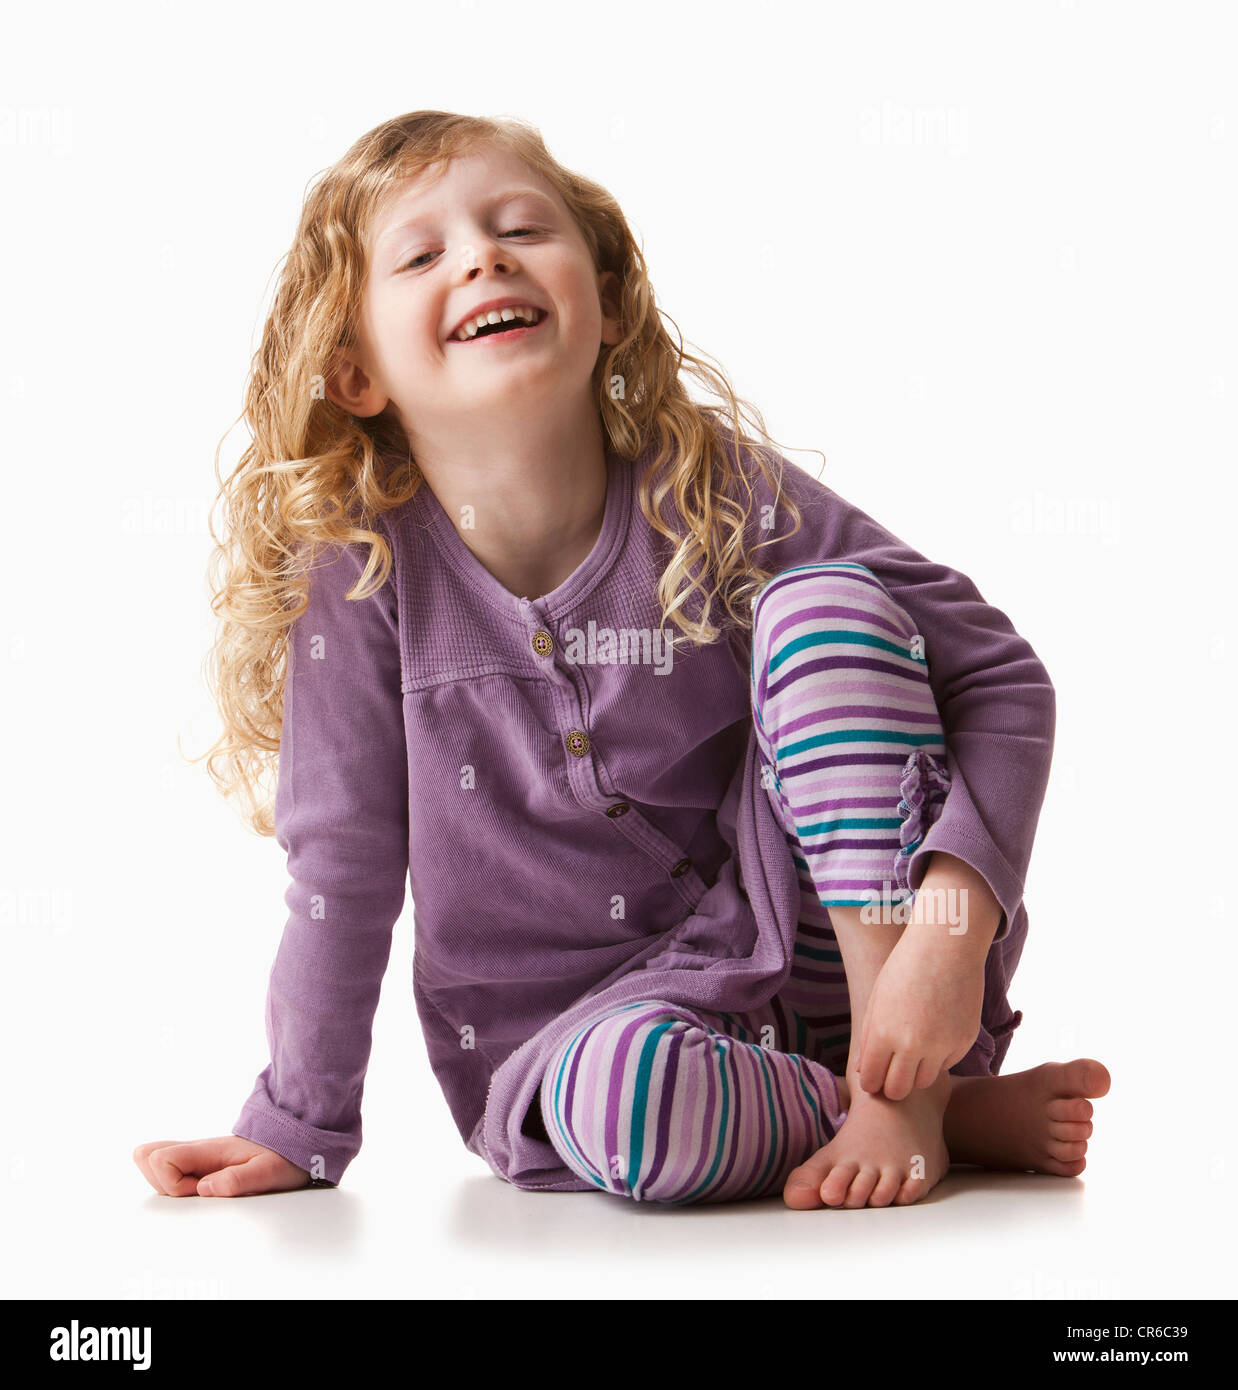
[1046,1138,1088,1162]
[1040,1155,1087,1177]
[1062,1058,1111,1099]
[1049,1120,1093,1142]
[843,1166,880,1209]
[868,1168,903,1207]
[1048,1097,1093,1123]
[893,1175,929,1206]
[783,1180,824,1210]
[783,1159,828,1210]
[821,1162,860,1207]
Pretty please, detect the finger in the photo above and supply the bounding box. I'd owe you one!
[882,1052,919,1101]
[145,1137,255,1197]
[859,1042,893,1095]
[133,1141,185,1195]
[146,1143,209,1197]
[860,1057,890,1095]
[200,1152,310,1199]
[912,1055,943,1090]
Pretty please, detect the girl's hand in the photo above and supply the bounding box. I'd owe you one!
[855,921,987,1100]
[133,1136,317,1197]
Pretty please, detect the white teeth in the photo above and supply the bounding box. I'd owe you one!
[454,305,542,340]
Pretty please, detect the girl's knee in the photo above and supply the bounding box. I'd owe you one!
[752,562,920,660]
[540,1001,721,1203]
[749,563,934,742]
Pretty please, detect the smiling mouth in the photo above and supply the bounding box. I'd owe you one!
[449,309,548,345]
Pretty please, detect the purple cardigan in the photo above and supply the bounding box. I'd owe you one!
[232,440,1055,1188]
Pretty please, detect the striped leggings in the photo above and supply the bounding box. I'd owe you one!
[539,562,955,1203]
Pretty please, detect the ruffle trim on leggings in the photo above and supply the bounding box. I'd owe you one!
[893,748,951,897]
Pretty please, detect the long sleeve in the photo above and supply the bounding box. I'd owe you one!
[231,532,409,1185]
[747,448,1056,942]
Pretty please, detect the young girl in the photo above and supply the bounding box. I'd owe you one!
[134,110,1109,1210]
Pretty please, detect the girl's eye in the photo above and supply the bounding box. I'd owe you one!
[400,228,539,273]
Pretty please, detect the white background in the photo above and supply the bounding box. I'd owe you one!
[2,0,1233,1301]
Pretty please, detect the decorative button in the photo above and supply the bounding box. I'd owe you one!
[566,730,591,757]
[531,629,554,657]
[670,857,692,878]
[605,802,630,818]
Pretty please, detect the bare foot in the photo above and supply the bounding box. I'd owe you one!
[943,1058,1111,1176]
[783,1068,952,1209]
[783,1057,1111,1211]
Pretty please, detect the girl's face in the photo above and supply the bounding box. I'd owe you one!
[332,144,622,449]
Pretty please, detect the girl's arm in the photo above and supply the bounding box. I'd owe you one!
[231,532,410,1186]
[750,451,1056,944]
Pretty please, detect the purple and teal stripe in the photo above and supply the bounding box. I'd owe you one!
[539,999,844,1204]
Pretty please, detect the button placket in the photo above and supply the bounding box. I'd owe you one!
[515,593,708,908]
[517,596,596,799]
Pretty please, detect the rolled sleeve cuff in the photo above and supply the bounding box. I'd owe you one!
[231,1090,355,1187]
[906,823,1023,944]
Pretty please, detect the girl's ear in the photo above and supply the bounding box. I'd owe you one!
[598,270,624,345]
[323,349,386,417]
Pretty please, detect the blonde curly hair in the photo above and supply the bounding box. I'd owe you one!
[197,109,822,835]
